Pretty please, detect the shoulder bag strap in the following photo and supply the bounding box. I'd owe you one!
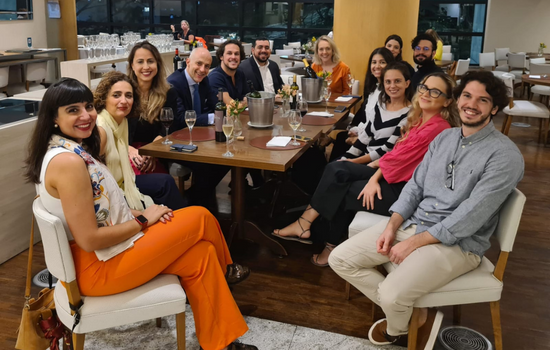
[24,195,40,308]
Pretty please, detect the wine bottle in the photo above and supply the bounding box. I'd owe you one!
[247,80,261,98]
[173,48,183,71]
[303,59,318,79]
[291,75,299,109]
[214,88,227,142]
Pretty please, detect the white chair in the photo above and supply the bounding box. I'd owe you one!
[283,44,294,51]
[346,188,526,350]
[528,63,550,104]
[213,38,223,44]
[269,40,274,51]
[0,67,8,98]
[479,52,496,71]
[242,43,252,57]
[507,53,527,83]
[269,54,281,66]
[276,49,295,68]
[442,45,451,53]
[32,198,188,350]
[352,80,360,95]
[528,57,546,69]
[287,41,301,48]
[441,52,453,61]
[495,47,510,71]
[498,72,550,144]
[6,61,48,95]
[453,58,470,81]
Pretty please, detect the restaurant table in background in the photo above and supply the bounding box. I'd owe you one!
[0,48,67,81]
[139,107,350,255]
[279,55,312,65]
[435,60,453,68]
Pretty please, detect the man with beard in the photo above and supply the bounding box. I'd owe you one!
[209,39,249,105]
[329,70,524,349]
[239,38,284,94]
[410,33,443,89]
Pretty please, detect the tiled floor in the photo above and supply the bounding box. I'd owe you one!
[82,305,406,350]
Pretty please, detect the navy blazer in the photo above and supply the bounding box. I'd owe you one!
[240,56,284,94]
[167,69,218,126]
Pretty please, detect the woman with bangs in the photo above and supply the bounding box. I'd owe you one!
[273,72,459,267]
[94,71,187,210]
[26,78,257,350]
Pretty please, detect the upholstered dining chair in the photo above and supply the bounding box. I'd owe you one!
[345,188,526,350]
[479,52,496,71]
[497,72,550,144]
[527,63,550,104]
[494,47,510,72]
[33,198,188,350]
[0,67,8,98]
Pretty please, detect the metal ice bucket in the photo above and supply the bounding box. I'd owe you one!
[247,91,275,126]
[301,77,323,103]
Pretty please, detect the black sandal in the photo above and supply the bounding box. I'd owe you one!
[310,243,336,267]
[271,216,313,244]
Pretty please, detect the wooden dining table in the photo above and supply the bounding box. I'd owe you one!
[435,60,453,68]
[521,73,550,86]
[139,106,350,256]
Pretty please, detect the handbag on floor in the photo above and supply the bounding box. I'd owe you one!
[15,200,71,350]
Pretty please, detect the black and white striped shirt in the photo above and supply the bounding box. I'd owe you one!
[346,102,410,160]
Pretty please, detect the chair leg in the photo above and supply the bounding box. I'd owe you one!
[345,281,351,300]
[538,119,543,143]
[176,312,187,350]
[178,176,186,197]
[72,333,85,350]
[502,115,513,135]
[407,308,421,350]
[542,119,549,145]
[490,301,503,350]
[453,305,462,325]
[156,317,162,328]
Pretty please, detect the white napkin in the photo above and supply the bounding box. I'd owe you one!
[266,136,291,147]
[529,75,541,79]
[307,111,334,117]
[335,96,353,102]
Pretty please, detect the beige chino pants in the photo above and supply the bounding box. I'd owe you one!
[328,220,481,336]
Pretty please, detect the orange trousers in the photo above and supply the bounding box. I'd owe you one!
[70,206,248,350]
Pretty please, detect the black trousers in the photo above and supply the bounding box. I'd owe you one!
[310,161,405,245]
[178,161,230,208]
[135,173,189,210]
[329,131,351,162]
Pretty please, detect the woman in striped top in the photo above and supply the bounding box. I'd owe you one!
[272,72,460,266]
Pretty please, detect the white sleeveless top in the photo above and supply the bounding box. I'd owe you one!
[38,148,144,261]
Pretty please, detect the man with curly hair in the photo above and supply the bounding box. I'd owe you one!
[329,70,524,349]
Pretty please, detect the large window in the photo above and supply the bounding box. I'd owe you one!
[77,0,334,50]
[418,0,488,64]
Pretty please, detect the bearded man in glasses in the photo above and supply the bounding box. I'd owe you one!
[329,70,524,349]
[410,33,443,89]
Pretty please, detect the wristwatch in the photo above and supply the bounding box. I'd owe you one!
[134,215,148,230]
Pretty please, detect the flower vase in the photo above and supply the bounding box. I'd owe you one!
[538,47,544,57]
[233,114,243,137]
[281,97,291,118]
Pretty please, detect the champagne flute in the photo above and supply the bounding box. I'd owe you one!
[347,73,355,93]
[288,110,302,146]
[222,115,234,157]
[185,110,197,146]
[160,107,174,145]
[296,98,308,132]
[325,75,332,88]
[323,87,332,113]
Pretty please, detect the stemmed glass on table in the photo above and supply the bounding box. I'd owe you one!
[222,115,234,157]
[288,110,302,146]
[296,98,308,132]
[325,74,333,88]
[347,73,355,93]
[160,107,174,145]
[185,110,197,146]
[323,86,332,113]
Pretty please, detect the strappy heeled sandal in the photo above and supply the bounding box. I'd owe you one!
[310,243,336,267]
[271,216,313,245]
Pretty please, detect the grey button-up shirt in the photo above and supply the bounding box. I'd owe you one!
[390,121,524,257]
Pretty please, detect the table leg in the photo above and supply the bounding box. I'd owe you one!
[231,167,288,256]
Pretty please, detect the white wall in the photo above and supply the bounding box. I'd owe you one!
[0,0,47,51]
[484,0,550,53]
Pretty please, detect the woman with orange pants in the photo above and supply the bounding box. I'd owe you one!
[26,78,257,350]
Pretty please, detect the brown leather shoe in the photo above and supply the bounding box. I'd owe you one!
[226,263,250,285]
[227,340,258,350]
[368,318,407,347]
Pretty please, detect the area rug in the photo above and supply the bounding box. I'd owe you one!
[82,305,406,350]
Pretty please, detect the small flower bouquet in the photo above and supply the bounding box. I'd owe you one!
[302,36,317,53]
[227,99,246,117]
[277,84,298,100]
[317,70,332,80]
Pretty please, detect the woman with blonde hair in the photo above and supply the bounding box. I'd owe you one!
[311,35,351,94]
[273,72,459,266]
[94,71,187,210]
[426,29,444,61]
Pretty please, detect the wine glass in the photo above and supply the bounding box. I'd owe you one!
[323,87,332,113]
[288,110,302,146]
[325,75,332,88]
[222,115,234,157]
[160,107,174,145]
[347,73,355,93]
[296,98,308,132]
[185,110,197,146]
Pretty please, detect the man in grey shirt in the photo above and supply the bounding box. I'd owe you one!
[329,70,524,349]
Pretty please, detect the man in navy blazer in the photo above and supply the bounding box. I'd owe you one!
[167,47,218,126]
[240,38,284,94]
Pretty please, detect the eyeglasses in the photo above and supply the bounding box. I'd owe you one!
[414,46,432,52]
[446,161,455,190]
[417,84,448,99]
